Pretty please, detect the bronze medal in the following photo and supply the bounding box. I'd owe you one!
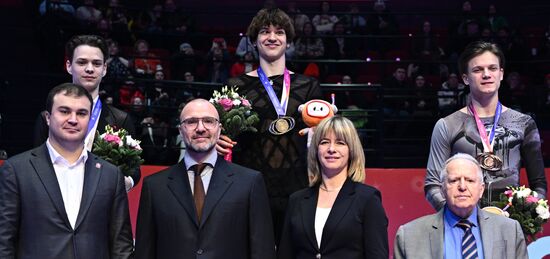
[476,152,503,172]
[269,117,295,135]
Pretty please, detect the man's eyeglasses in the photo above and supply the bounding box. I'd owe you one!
[180,117,219,130]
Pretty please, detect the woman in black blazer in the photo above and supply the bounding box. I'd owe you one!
[278,116,388,259]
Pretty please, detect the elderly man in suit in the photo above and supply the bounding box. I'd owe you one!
[33,34,139,190]
[394,153,527,259]
[0,83,133,259]
[135,98,276,259]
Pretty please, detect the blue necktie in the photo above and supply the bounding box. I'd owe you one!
[456,219,478,259]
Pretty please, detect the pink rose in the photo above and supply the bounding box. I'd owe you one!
[504,190,513,197]
[241,98,251,107]
[526,195,539,204]
[219,98,233,111]
[104,134,122,146]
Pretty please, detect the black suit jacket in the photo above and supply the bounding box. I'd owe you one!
[0,144,134,259]
[278,179,389,259]
[33,104,140,184]
[135,156,276,259]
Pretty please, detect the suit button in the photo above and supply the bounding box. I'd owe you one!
[196,249,204,255]
[316,253,321,259]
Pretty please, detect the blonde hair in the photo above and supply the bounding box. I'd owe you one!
[308,116,365,186]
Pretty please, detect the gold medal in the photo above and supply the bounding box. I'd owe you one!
[269,117,295,135]
[476,152,503,172]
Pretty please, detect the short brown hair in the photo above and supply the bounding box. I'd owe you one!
[46,83,93,113]
[458,40,505,75]
[65,35,109,63]
[246,8,295,43]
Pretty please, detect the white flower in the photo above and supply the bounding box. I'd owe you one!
[232,99,241,106]
[516,188,531,198]
[508,197,513,203]
[125,135,142,150]
[533,191,538,198]
[536,204,550,219]
[503,211,510,217]
[232,92,239,99]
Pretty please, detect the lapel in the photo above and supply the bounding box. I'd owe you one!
[200,157,233,227]
[429,209,445,259]
[478,209,493,259]
[319,179,356,249]
[97,105,115,133]
[29,145,72,229]
[74,153,103,230]
[167,161,199,227]
[300,187,319,250]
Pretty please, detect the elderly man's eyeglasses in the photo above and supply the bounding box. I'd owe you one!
[180,117,219,130]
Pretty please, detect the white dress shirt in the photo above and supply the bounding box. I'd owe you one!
[46,140,88,229]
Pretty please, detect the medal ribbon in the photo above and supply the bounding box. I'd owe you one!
[87,98,102,135]
[257,66,290,117]
[468,101,502,153]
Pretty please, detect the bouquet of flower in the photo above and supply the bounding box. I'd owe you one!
[209,86,259,140]
[493,186,550,241]
[92,125,144,177]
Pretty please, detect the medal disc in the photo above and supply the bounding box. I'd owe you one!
[269,117,295,135]
[476,153,502,172]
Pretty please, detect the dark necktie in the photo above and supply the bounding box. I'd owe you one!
[456,219,478,259]
[192,163,207,221]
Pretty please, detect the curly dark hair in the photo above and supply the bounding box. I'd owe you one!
[246,8,295,43]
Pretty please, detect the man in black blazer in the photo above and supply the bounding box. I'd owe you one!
[135,99,276,259]
[33,35,140,189]
[0,83,134,259]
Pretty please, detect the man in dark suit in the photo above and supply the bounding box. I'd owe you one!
[0,83,134,259]
[394,153,527,259]
[33,34,140,190]
[135,99,276,259]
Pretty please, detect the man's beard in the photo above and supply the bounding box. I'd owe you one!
[184,139,215,153]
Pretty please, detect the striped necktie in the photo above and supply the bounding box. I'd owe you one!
[456,219,478,259]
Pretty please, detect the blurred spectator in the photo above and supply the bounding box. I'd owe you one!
[39,0,75,16]
[287,1,310,36]
[382,67,411,117]
[130,4,162,33]
[500,71,530,112]
[235,36,258,59]
[410,75,436,117]
[150,70,172,107]
[495,27,529,70]
[449,1,478,36]
[230,51,258,77]
[481,4,508,33]
[206,38,231,83]
[133,39,162,77]
[324,21,358,75]
[95,18,112,39]
[139,115,175,165]
[540,23,550,58]
[311,1,339,34]
[366,0,399,51]
[174,71,196,105]
[102,0,131,44]
[75,0,103,26]
[339,3,367,34]
[437,73,467,116]
[118,79,145,108]
[105,39,130,78]
[295,22,325,59]
[412,20,443,75]
[171,42,200,80]
[335,75,361,109]
[324,21,358,59]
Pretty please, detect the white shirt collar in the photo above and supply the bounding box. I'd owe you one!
[46,139,88,166]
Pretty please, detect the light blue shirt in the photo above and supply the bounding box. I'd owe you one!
[183,149,218,194]
[444,206,484,259]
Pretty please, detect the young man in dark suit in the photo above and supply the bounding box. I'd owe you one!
[33,34,140,190]
[135,99,276,259]
[0,83,134,259]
